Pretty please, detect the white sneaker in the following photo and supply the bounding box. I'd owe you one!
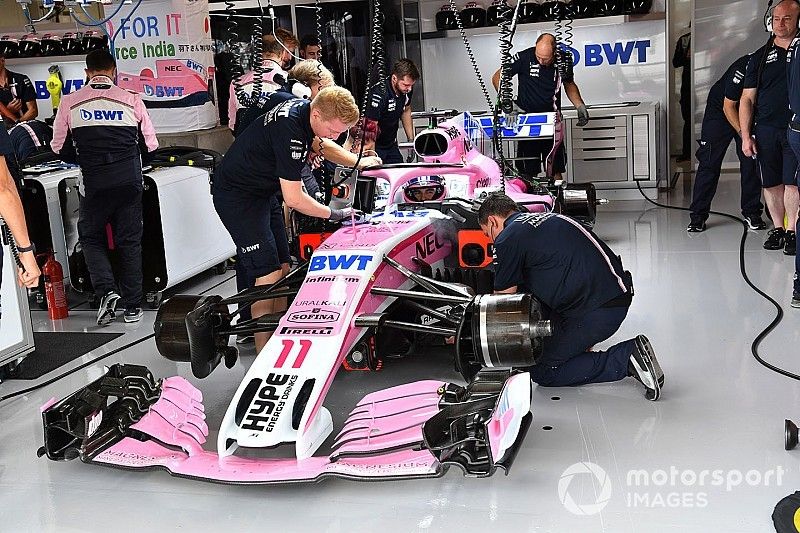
[96,291,121,326]
[628,335,664,401]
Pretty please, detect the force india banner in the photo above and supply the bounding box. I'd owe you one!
[106,0,217,133]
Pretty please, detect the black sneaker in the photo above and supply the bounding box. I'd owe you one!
[744,214,767,230]
[123,307,143,323]
[764,228,786,250]
[628,335,664,401]
[236,334,254,345]
[792,293,800,308]
[96,291,120,326]
[687,220,707,233]
[784,231,796,256]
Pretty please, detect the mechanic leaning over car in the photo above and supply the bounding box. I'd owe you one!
[363,59,419,164]
[228,60,339,345]
[478,193,665,401]
[687,54,765,233]
[740,0,800,255]
[491,33,588,181]
[213,86,381,352]
[51,49,159,326]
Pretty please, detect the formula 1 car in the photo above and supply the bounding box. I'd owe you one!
[38,112,597,484]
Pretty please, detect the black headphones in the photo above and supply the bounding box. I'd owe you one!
[765,0,800,32]
[286,78,312,99]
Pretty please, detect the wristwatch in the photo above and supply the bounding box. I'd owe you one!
[16,242,35,253]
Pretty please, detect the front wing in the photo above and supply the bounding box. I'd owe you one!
[38,364,533,483]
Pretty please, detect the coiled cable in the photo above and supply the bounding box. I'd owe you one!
[347,0,387,176]
[491,0,524,190]
[227,0,267,111]
[1,223,24,270]
[448,0,493,110]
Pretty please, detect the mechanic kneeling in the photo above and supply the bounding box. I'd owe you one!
[478,193,665,400]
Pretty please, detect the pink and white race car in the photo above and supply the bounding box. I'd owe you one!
[38,113,597,484]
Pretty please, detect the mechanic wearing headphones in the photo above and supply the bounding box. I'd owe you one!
[213,87,379,351]
[364,59,419,164]
[478,193,664,400]
[233,60,335,137]
[491,33,589,181]
[687,54,766,232]
[227,60,337,344]
[786,22,800,308]
[228,28,298,135]
[51,49,159,326]
[740,0,800,255]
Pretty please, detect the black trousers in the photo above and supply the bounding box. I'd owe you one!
[530,305,633,387]
[680,91,691,158]
[77,183,143,308]
[689,118,762,222]
[376,144,403,164]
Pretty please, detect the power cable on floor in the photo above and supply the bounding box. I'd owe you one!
[0,271,238,404]
[635,181,798,381]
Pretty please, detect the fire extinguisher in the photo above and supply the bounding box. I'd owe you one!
[42,252,69,320]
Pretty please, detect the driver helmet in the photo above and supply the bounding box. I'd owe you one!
[403,175,447,203]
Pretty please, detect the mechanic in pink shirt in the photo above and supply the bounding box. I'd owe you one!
[51,49,159,326]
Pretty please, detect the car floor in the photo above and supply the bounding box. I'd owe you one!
[2,172,799,533]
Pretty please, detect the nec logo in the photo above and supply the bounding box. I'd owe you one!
[80,109,124,121]
[309,254,373,272]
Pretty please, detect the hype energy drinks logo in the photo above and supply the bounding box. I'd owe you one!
[560,40,652,67]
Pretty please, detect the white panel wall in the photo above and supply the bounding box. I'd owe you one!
[668,0,691,154]
[421,20,666,111]
[694,0,770,166]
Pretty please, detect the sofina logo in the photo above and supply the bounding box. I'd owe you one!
[80,109,93,121]
[558,462,612,516]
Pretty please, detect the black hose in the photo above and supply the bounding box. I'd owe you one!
[347,0,387,175]
[634,180,798,381]
[448,0,493,110]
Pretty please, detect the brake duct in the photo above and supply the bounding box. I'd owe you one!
[152,255,552,382]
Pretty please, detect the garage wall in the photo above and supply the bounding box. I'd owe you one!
[693,0,770,167]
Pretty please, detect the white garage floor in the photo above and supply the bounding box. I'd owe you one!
[2,173,800,533]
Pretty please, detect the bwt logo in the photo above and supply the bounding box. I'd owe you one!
[309,254,373,272]
[80,109,124,121]
[35,79,83,99]
[561,40,651,67]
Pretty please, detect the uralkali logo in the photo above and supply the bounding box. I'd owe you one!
[288,308,340,324]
